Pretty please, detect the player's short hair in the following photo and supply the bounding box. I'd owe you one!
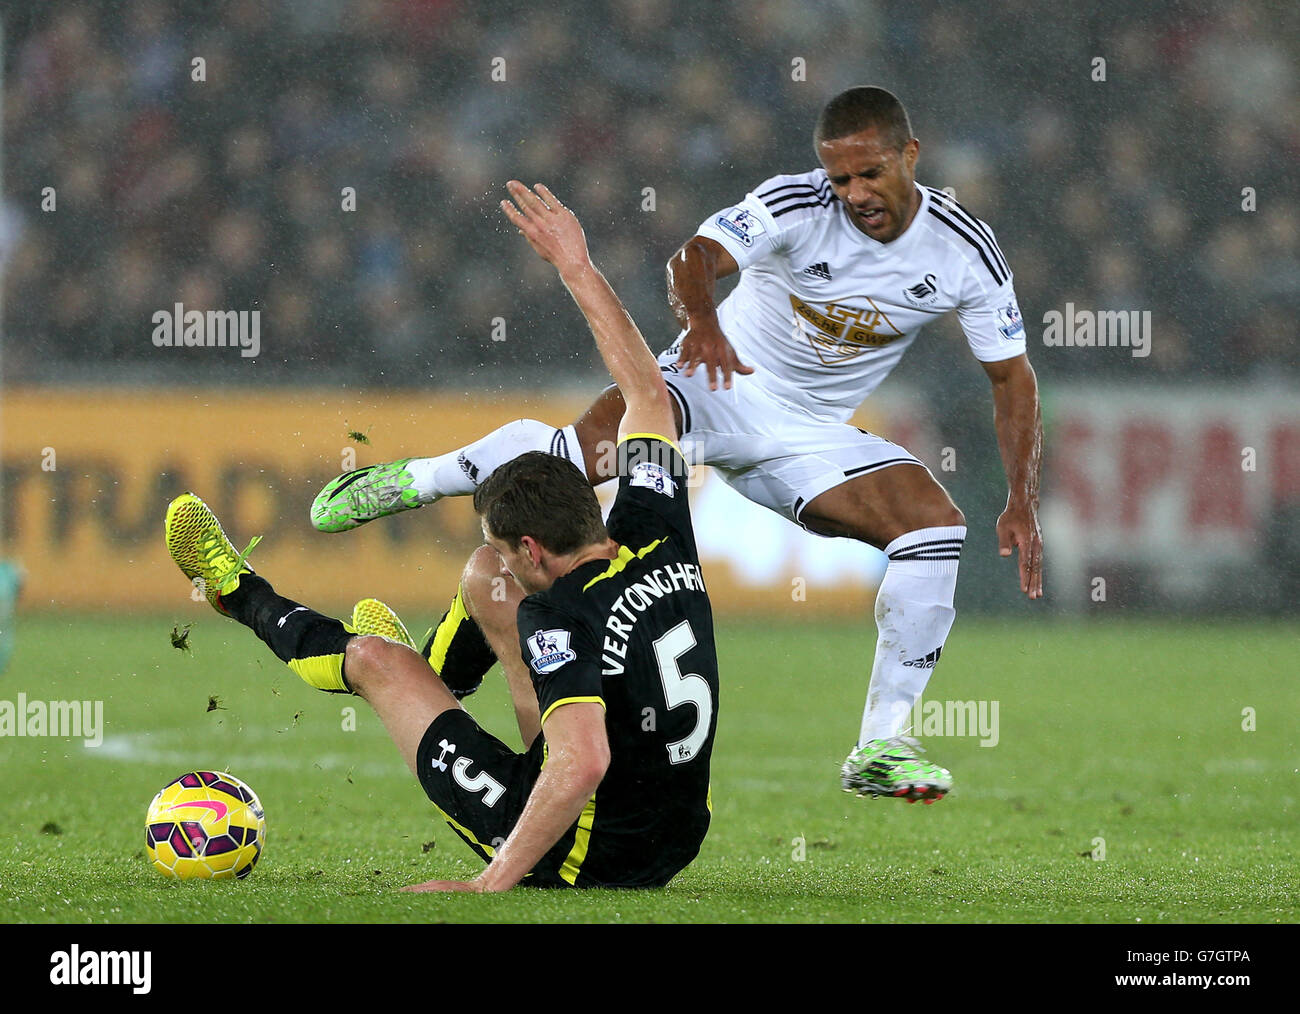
[473,451,607,554]
[814,86,913,152]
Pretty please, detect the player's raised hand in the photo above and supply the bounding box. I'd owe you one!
[675,317,754,391]
[500,181,591,277]
[997,501,1043,600]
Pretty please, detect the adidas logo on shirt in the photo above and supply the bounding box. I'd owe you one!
[802,261,832,280]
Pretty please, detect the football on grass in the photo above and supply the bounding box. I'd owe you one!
[145,770,266,880]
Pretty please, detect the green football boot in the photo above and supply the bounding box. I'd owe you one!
[311,459,423,533]
[841,736,952,804]
[165,493,261,616]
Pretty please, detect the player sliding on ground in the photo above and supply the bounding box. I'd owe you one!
[312,86,1044,804]
[165,182,718,891]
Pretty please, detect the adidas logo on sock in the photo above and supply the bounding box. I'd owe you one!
[902,646,943,669]
[802,261,832,280]
[457,452,480,483]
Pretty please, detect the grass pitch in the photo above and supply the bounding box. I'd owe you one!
[1,615,1296,924]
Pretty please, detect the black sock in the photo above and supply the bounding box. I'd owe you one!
[221,575,352,666]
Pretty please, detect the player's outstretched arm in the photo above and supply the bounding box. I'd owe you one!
[500,181,676,442]
[982,354,1043,599]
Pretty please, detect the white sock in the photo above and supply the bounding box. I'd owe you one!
[405,420,585,502]
[858,525,966,746]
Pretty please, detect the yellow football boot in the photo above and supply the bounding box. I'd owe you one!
[349,597,417,648]
[164,493,260,615]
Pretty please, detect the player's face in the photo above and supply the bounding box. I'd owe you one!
[818,127,920,243]
[482,524,552,596]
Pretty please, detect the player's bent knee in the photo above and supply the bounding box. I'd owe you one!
[463,544,502,584]
[880,504,965,546]
[460,545,510,616]
[899,483,965,535]
[937,503,966,529]
[343,634,410,696]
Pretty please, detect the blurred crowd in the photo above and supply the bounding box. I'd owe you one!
[2,0,1296,386]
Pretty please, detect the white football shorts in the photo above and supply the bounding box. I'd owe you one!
[651,352,923,528]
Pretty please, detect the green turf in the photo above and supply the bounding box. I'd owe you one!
[1,615,1296,923]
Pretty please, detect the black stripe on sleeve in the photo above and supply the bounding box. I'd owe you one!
[925,187,1010,279]
[771,194,835,218]
[760,177,833,212]
[758,181,822,201]
[927,207,1007,285]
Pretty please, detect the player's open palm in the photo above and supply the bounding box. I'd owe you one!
[500,181,590,276]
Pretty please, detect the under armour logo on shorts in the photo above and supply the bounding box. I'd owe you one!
[431,738,457,772]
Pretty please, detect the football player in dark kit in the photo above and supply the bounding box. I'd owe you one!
[165,181,718,891]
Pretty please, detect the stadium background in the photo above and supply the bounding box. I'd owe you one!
[0,0,1297,620]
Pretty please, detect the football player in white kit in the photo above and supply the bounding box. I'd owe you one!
[312,86,1043,804]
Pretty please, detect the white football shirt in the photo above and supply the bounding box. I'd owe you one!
[688,169,1027,423]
